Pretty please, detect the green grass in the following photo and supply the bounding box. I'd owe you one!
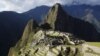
[87,42,100,47]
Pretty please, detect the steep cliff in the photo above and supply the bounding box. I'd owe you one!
[43,3,100,41]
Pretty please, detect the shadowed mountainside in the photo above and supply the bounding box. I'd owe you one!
[42,3,100,41]
[0,11,31,56]
[23,4,100,33]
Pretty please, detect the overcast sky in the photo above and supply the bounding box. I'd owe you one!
[0,0,100,13]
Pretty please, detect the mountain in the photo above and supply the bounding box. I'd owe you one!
[23,4,100,21]
[63,5,100,33]
[23,6,50,22]
[63,5,100,21]
[15,19,38,49]
[0,11,31,56]
[0,3,100,56]
[82,10,100,33]
[23,4,100,33]
[8,19,81,56]
[8,3,100,56]
[42,3,100,41]
[8,16,100,56]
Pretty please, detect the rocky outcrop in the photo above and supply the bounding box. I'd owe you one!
[15,19,38,49]
[42,3,100,41]
[8,28,100,56]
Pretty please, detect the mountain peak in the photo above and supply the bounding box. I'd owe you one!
[44,3,67,29]
[53,3,62,8]
[51,3,64,13]
[42,4,100,41]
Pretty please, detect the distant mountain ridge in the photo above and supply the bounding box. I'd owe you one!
[63,5,100,21]
[82,10,100,33]
[23,4,100,21]
[23,6,50,22]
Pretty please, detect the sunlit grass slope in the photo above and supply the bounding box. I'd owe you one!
[87,42,100,47]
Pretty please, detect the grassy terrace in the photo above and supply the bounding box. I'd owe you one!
[87,42,100,47]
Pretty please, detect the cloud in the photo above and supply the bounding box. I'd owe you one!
[0,0,35,13]
[0,0,100,13]
[0,0,64,13]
